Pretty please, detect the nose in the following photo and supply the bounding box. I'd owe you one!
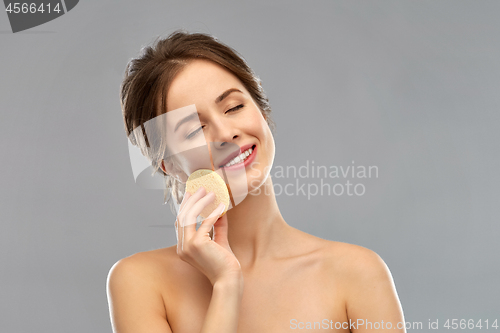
[206,117,240,148]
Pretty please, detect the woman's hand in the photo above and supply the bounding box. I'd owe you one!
[175,186,242,286]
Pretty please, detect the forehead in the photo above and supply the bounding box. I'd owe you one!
[166,59,246,112]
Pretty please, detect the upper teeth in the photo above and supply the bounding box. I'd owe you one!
[223,147,253,167]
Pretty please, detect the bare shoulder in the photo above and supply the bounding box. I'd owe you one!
[108,246,178,278]
[284,228,389,277]
[106,246,176,302]
[106,247,180,333]
[314,239,392,280]
[107,245,203,295]
[317,242,405,327]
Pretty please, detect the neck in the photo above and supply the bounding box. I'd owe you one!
[225,176,293,270]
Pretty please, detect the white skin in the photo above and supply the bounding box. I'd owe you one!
[158,58,277,287]
[107,59,406,333]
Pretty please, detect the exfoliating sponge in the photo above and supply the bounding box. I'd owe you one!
[185,169,230,218]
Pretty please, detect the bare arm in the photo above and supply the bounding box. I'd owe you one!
[106,255,243,333]
[344,246,406,333]
[175,188,244,332]
[106,255,173,333]
[201,276,244,333]
[107,188,244,333]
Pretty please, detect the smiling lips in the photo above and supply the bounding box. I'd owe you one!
[222,146,254,167]
[218,144,256,169]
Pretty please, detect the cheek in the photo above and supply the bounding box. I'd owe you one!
[251,115,275,167]
[256,114,274,147]
[261,121,275,165]
[246,109,269,137]
[166,140,212,177]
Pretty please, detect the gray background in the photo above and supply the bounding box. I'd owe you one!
[1,1,499,332]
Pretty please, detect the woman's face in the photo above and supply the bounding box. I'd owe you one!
[163,59,275,194]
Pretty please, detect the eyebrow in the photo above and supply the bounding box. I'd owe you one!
[174,88,243,133]
[215,88,243,104]
[174,112,201,133]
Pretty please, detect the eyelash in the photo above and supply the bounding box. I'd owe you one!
[186,104,244,139]
[225,104,244,114]
[186,128,202,139]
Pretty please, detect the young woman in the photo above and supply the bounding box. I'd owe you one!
[107,30,406,333]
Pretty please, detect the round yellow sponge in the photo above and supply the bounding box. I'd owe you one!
[185,169,230,218]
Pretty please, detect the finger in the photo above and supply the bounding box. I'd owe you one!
[175,191,190,246]
[179,190,216,246]
[185,191,216,227]
[175,192,190,243]
[212,213,229,246]
[178,187,207,221]
[177,186,206,230]
[175,219,178,243]
[197,203,225,235]
[177,188,206,249]
[177,191,192,216]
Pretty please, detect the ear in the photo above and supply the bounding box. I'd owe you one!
[161,160,188,183]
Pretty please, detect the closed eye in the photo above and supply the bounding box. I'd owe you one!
[225,104,244,114]
[186,104,243,139]
[186,127,203,139]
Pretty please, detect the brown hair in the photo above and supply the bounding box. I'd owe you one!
[120,30,275,208]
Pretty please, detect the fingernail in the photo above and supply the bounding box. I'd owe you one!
[219,204,226,216]
[196,186,205,194]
